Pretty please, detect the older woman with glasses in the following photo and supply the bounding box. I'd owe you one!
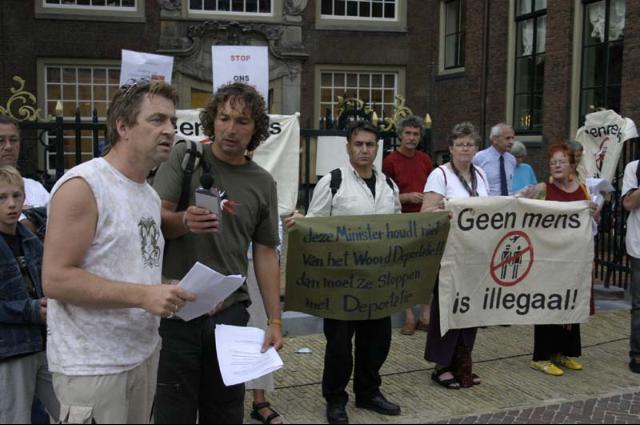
[519,143,598,376]
[421,122,489,389]
[510,141,537,192]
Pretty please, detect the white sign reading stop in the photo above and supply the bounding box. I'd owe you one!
[212,45,269,106]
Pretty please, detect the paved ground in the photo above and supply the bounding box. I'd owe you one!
[243,309,640,424]
[434,391,640,424]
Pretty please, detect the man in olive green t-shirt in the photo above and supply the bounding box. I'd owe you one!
[152,83,283,424]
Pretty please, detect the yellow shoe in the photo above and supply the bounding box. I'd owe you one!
[553,355,583,371]
[530,361,564,376]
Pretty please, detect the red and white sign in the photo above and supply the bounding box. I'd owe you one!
[212,46,269,105]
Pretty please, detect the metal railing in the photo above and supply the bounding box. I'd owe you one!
[594,138,639,289]
[19,109,107,188]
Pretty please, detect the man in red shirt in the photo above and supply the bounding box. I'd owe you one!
[382,116,433,335]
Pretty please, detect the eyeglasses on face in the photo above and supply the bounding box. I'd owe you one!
[452,143,476,149]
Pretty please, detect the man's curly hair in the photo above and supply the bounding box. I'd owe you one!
[200,83,270,152]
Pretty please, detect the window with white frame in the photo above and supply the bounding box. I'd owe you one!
[513,0,546,134]
[443,0,465,70]
[320,0,397,20]
[43,64,120,172]
[579,0,625,123]
[189,0,273,15]
[43,0,136,10]
[319,70,398,126]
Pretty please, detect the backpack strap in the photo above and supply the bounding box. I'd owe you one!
[177,140,204,212]
[385,175,395,192]
[636,161,640,188]
[330,168,342,198]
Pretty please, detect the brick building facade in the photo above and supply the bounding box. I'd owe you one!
[0,0,637,176]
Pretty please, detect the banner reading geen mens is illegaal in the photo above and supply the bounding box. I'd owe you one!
[439,197,594,336]
[284,213,450,321]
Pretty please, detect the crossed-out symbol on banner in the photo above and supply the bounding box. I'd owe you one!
[490,231,535,287]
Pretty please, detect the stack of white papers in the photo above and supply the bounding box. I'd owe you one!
[215,325,284,387]
[175,262,245,322]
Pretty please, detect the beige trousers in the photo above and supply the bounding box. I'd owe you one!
[52,347,160,424]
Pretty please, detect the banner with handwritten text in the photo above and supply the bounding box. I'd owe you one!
[285,213,450,320]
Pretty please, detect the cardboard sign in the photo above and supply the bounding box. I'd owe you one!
[120,50,174,86]
[285,213,450,321]
[212,45,269,104]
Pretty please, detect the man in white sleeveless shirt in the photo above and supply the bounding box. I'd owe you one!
[42,81,196,424]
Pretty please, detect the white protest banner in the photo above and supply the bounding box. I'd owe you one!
[575,110,638,182]
[316,136,383,176]
[175,110,300,215]
[212,46,269,104]
[176,109,207,143]
[252,113,301,216]
[120,50,174,86]
[439,197,594,335]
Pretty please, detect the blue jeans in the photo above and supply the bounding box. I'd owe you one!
[630,257,640,358]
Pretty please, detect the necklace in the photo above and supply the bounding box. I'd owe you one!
[450,161,479,197]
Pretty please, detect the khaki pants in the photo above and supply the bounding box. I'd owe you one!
[53,347,159,424]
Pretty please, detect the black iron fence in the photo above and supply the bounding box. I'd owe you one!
[18,110,107,189]
[17,113,634,288]
[594,139,639,289]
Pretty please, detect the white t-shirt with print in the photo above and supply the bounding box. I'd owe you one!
[47,158,164,376]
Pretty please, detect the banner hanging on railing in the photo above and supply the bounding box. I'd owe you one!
[576,109,638,182]
[175,110,300,216]
[439,197,594,335]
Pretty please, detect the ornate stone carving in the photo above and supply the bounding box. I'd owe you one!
[186,21,305,60]
[165,19,307,85]
[284,0,309,22]
[158,0,181,11]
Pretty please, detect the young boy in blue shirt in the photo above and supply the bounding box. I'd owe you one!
[0,165,59,422]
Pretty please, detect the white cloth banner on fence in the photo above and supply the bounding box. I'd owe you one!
[439,196,594,336]
[175,110,300,216]
[575,109,638,182]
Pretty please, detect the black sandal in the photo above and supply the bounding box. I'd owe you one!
[251,402,282,424]
[431,368,461,390]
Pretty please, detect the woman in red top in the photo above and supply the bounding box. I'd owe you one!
[519,144,598,377]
